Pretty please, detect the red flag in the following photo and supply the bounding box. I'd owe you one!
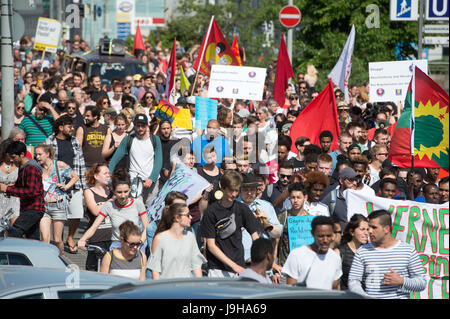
[231,34,242,66]
[289,79,340,153]
[273,33,294,109]
[389,66,449,168]
[193,16,240,76]
[166,37,177,98]
[132,22,145,57]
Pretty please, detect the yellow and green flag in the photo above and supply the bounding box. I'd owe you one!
[179,66,190,94]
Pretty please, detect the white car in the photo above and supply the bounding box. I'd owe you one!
[0,266,137,299]
[0,238,67,268]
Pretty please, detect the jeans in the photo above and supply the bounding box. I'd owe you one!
[9,210,44,240]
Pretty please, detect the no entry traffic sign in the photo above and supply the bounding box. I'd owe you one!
[279,5,301,28]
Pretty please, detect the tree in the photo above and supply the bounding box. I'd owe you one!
[158,0,418,90]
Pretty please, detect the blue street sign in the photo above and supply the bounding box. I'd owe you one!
[426,0,449,20]
[390,0,418,21]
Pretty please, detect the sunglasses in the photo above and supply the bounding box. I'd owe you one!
[280,174,292,179]
[125,239,142,248]
[17,106,25,110]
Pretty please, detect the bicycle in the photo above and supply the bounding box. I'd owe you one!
[85,244,108,272]
[0,209,14,239]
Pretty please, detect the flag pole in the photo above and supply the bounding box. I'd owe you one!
[410,66,416,169]
[190,16,214,96]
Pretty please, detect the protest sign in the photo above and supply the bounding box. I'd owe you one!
[287,216,315,252]
[368,60,428,102]
[172,108,193,130]
[208,65,266,101]
[33,17,62,53]
[194,96,217,130]
[345,189,449,299]
[147,161,210,223]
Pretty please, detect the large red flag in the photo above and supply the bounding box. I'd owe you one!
[193,16,240,76]
[289,79,340,153]
[165,37,177,99]
[273,33,294,109]
[132,22,145,57]
[389,66,449,169]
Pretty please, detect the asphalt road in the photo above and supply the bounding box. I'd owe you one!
[59,217,90,270]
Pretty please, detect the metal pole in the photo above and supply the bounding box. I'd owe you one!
[90,0,94,48]
[418,0,424,59]
[287,0,293,63]
[1,0,15,140]
[104,0,108,36]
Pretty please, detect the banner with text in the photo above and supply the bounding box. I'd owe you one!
[369,60,428,103]
[345,189,449,299]
[287,216,315,252]
[33,17,62,53]
[147,161,210,223]
[208,65,266,101]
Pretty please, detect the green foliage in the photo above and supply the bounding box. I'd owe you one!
[158,0,418,90]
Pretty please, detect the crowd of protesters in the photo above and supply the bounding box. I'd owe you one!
[0,34,448,298]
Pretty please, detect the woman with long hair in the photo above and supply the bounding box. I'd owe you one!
[101,113,129,162]
[100,220,146,281]
[77,169,149,252]
[35,144,79,255]
[83,163,113,271]
[148,203,206,279]
[0,139,20,226]
[337,214,369,290]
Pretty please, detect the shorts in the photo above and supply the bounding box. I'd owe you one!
[44,203,67,220]
[67,189,84,219]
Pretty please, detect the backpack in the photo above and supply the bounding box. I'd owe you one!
[114,133,157,174]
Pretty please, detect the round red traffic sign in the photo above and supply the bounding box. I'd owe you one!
[279,5,301,28]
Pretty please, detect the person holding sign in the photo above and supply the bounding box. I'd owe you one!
[274,183,309,270]
[348,210,427,298]
[281,216,342,290]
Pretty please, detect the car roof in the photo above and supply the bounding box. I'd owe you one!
[0,238,66,269]
[92,277,366,299]
[0,266,137,297]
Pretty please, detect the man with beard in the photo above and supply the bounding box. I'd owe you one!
[348,210,426,298]
[319,130,333,154]
[191,119,232,167]
[20,95,60,146]
[439,177,449,203]
[262,160,294,215]
[75,105,111,170]
[88,75,107,102]
[45,115,87,254]
[424,167,440,186]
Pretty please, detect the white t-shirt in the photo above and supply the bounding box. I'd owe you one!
[304,201,330,216]
[282,245,342,290]
[369,164,380,186]
[129,136,155,180]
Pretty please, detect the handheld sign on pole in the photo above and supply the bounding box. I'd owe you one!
[33,17,62,53]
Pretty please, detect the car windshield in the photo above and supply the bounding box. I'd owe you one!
[89,63,144,84]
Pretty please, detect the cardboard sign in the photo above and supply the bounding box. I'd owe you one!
[194,96,217,130]
[287,215,315,252]
[33,17,62,53]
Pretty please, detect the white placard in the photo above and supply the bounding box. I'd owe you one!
[368,60,428,102]
[33,17,62,53]
[207,65,267,101]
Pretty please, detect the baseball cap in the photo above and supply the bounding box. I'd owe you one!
[133,74,142,81]
[134,113,148,125]
[236,108,250,118]
[339,167,357,179]
[337,101,350,110]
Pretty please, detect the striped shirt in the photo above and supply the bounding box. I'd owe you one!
[20,114,54,146]
[348,241,427,299]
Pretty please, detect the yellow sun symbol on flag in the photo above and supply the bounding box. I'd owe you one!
[414,100,449,160]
